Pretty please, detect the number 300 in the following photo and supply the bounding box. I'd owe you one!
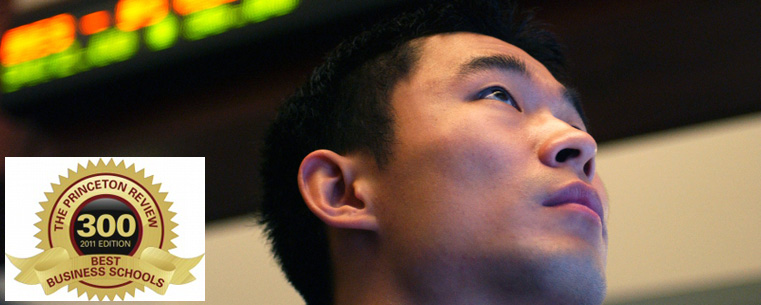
[76,214,136,238]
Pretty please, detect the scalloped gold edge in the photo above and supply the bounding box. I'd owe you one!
[34,158,178,300]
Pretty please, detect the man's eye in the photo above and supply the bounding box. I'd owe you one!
[478,86,521,111]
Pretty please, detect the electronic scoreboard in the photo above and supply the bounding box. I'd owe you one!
[0,0,405,112]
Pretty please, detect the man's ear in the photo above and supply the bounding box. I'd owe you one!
[298,149,378,231]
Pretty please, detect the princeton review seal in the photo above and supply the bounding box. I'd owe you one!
[5,159,204,300]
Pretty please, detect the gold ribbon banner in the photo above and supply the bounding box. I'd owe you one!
[6,247,203,295]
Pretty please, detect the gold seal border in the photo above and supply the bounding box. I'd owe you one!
[27,159,184,301]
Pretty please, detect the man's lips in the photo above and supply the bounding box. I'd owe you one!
[542,182,604,222]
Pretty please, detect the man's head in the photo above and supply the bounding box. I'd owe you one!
[260,1,609,304]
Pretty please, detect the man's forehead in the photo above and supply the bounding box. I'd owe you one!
[416,32,533,64]
[412,33,556,86]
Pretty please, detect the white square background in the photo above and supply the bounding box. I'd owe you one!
[5,157,206,301]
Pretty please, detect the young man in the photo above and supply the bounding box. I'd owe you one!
[260,1,609,304]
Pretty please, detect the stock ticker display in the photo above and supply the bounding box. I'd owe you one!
[0,0,300,95]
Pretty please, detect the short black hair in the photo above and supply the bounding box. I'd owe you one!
[259,1,575,304]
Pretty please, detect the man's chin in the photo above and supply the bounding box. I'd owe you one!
[488,246,607,305]
[535,251,607,305]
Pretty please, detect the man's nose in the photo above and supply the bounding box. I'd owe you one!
[538,124,597,182]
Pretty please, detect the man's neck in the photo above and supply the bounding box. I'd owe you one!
[331,242,559,305]
[333,268,558,305]
[327,231,604,305]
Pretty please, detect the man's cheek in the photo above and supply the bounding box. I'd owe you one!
[447,137,523,184]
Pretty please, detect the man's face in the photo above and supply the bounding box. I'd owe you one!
[370,32,608,301]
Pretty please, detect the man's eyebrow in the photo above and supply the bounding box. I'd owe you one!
[457,55,527,78]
